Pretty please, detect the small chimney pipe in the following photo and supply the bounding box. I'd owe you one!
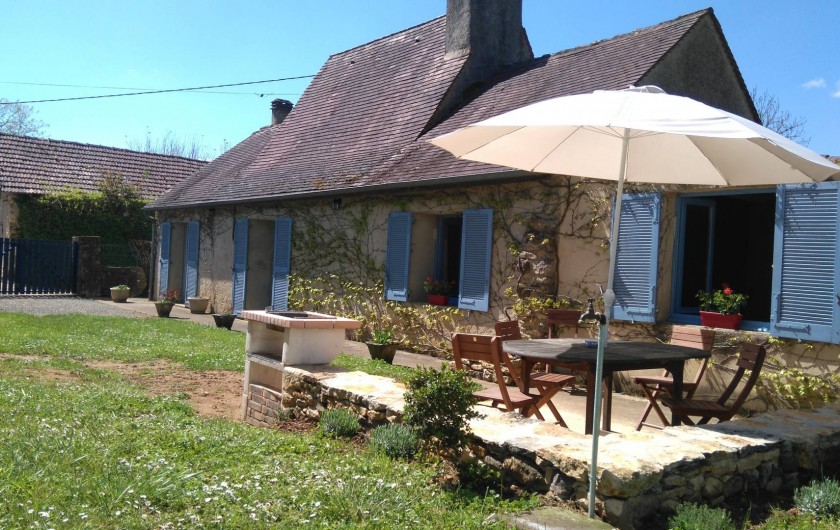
[271,99,293,125]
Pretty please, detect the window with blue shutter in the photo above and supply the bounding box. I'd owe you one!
[612,193,660,322]
[271,216,293,311]
[184,220,200,300]
[385,212,412,301]
[771,182,840,343]
[458,208,493,312]
[232,217,249,315]
[158,221,172,296]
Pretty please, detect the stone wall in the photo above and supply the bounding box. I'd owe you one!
[275,364,840,529]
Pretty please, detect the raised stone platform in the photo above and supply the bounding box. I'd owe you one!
[279,364,840,529]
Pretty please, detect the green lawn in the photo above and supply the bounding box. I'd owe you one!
[0,313,533,529]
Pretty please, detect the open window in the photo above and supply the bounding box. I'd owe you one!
[671,191,775,326]
[385,208,492,311]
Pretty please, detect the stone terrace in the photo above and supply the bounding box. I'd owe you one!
[277,365,840,529]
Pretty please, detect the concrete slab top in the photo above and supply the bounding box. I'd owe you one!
[240,310,361,330]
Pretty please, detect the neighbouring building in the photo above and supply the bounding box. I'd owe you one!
[0,133,206,239]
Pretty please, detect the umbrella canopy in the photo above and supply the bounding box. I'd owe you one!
[431,86,838,185]
[429,86,839,518]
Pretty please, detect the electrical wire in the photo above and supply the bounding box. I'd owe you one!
[0,75,315,104]
[0,80,298,96]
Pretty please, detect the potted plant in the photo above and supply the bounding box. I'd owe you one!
[365,328,399,364]
[110,284,130,303]
[187,296,210,314]
[696,283,748,329]
[424,276,455,306]
[154,289,181,318]
[212,312,237,330]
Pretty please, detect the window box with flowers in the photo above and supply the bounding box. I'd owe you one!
[696,283,748,329]
[423,276,455,306]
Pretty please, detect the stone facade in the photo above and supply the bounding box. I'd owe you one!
[154,176,840,381]
[275,364,840,529]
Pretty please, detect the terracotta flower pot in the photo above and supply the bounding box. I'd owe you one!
[110,288,130,303]
[699,311,742,330]
[188,297,210,314]
[426,294,448,305]
[155,301,174,318]
[212,313,236,330]
[366,342,398,364]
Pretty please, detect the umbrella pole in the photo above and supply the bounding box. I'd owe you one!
[588,132,629,518]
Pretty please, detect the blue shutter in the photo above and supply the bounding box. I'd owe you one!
[184,220,200,300]
[271,216,293,311]
[612,193,660,322]
[458,208,493,312]
[771,182,840,343]
[385,212,412,301]
[231,217,249,315]
[158,221,172,296]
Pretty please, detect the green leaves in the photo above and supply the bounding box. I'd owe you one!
[403,365,481,454]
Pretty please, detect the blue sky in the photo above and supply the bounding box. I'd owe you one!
[2,1,838,157]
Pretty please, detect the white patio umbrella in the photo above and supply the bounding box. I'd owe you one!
[429,86,839,517]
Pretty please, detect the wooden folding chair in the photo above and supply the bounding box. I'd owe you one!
[452,333,545,420]
[494,321,574,427]
[663,343,767,425]
[633,326,715,430]
[546,309,582,338]
[545,309,586,393]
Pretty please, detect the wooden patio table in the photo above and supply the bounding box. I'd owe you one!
[503,338,710,434]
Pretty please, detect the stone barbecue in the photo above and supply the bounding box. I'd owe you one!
[239,310,361,422]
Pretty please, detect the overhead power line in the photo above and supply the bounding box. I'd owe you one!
[0,75,315,104]
[0,80,300,96]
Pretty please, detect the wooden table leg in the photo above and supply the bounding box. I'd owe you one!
[669,361,685,427]
[519,358,534,416]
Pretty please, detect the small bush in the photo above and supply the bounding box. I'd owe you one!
[458,459,503,495]
[668,503,735,530]
[795,477,840,519]
[403,364,481,454]
[369,424,419,460]
[318,408,360,438]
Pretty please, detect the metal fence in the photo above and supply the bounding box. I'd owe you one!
[0,238,78,295]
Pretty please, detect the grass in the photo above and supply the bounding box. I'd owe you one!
[0,313,245,370]
[330,352,423,382]
[0,313,535,528]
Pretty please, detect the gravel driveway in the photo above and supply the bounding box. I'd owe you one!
[0,296,149,317]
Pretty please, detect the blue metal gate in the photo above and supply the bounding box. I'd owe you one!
[0,238,78,295]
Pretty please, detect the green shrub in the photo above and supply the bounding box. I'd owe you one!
[795,477,840,519]
[369,424,419,460]
[668,503,735,530]
[15,173,151,243]
[403,364,481,453]
[458,459,503,495]
[318,408,360,438]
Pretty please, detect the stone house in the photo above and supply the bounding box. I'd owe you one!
[0,132,206,239]
[147,2,840,373]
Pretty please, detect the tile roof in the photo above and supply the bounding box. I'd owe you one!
[0,133,206,200]
[150,9,712,209]
[152,16,467,209]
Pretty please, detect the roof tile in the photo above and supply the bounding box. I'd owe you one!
[151,9,710,209]
[0,133,206,199]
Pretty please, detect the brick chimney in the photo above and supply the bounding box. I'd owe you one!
[445,0,532,71]
[271,99,293,125]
